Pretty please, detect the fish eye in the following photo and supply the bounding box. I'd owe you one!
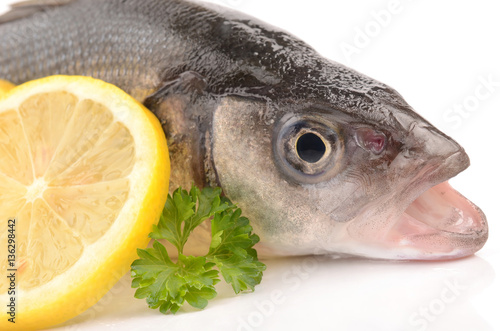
[296,132,326,163]
[273,115,344,184]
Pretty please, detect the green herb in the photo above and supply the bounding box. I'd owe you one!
[130,185,266,314]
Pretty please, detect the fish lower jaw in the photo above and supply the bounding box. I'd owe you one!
[382,181,488,260]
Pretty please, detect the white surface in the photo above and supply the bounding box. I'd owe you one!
[1,0,499,330]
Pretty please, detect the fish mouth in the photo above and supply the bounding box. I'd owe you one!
[345,148,488,260]
[387,180,488,260]
[382,148,488,260]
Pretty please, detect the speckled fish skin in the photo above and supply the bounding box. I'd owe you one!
[0,0,488,260]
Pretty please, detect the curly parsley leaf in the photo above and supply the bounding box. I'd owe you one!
[208,209,266,293]
[131,185,266,314]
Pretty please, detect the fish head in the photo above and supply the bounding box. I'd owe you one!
[211,69,487,261]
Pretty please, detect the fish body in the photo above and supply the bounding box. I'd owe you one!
[0,0,488,259]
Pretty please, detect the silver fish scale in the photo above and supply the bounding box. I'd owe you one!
[0,0,193,101]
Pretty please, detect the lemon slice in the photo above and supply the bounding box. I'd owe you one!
[0,79,15,96]
[0,76,170,330]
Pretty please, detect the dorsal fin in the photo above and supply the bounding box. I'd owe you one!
[0,0,75,24]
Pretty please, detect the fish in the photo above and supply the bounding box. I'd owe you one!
[0,0,488,260]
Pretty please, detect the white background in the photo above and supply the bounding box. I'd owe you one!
[1,0,499,330]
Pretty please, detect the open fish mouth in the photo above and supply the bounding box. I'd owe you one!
[385,147,488,260]
[388,180,488,260]
[377,134,489,260]
[344,147,488,261]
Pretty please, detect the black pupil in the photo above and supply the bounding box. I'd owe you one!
[296,133,326,163]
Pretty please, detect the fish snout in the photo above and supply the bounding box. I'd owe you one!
[402,123,470,181]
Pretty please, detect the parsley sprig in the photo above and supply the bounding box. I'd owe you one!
[130,185,266,314]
